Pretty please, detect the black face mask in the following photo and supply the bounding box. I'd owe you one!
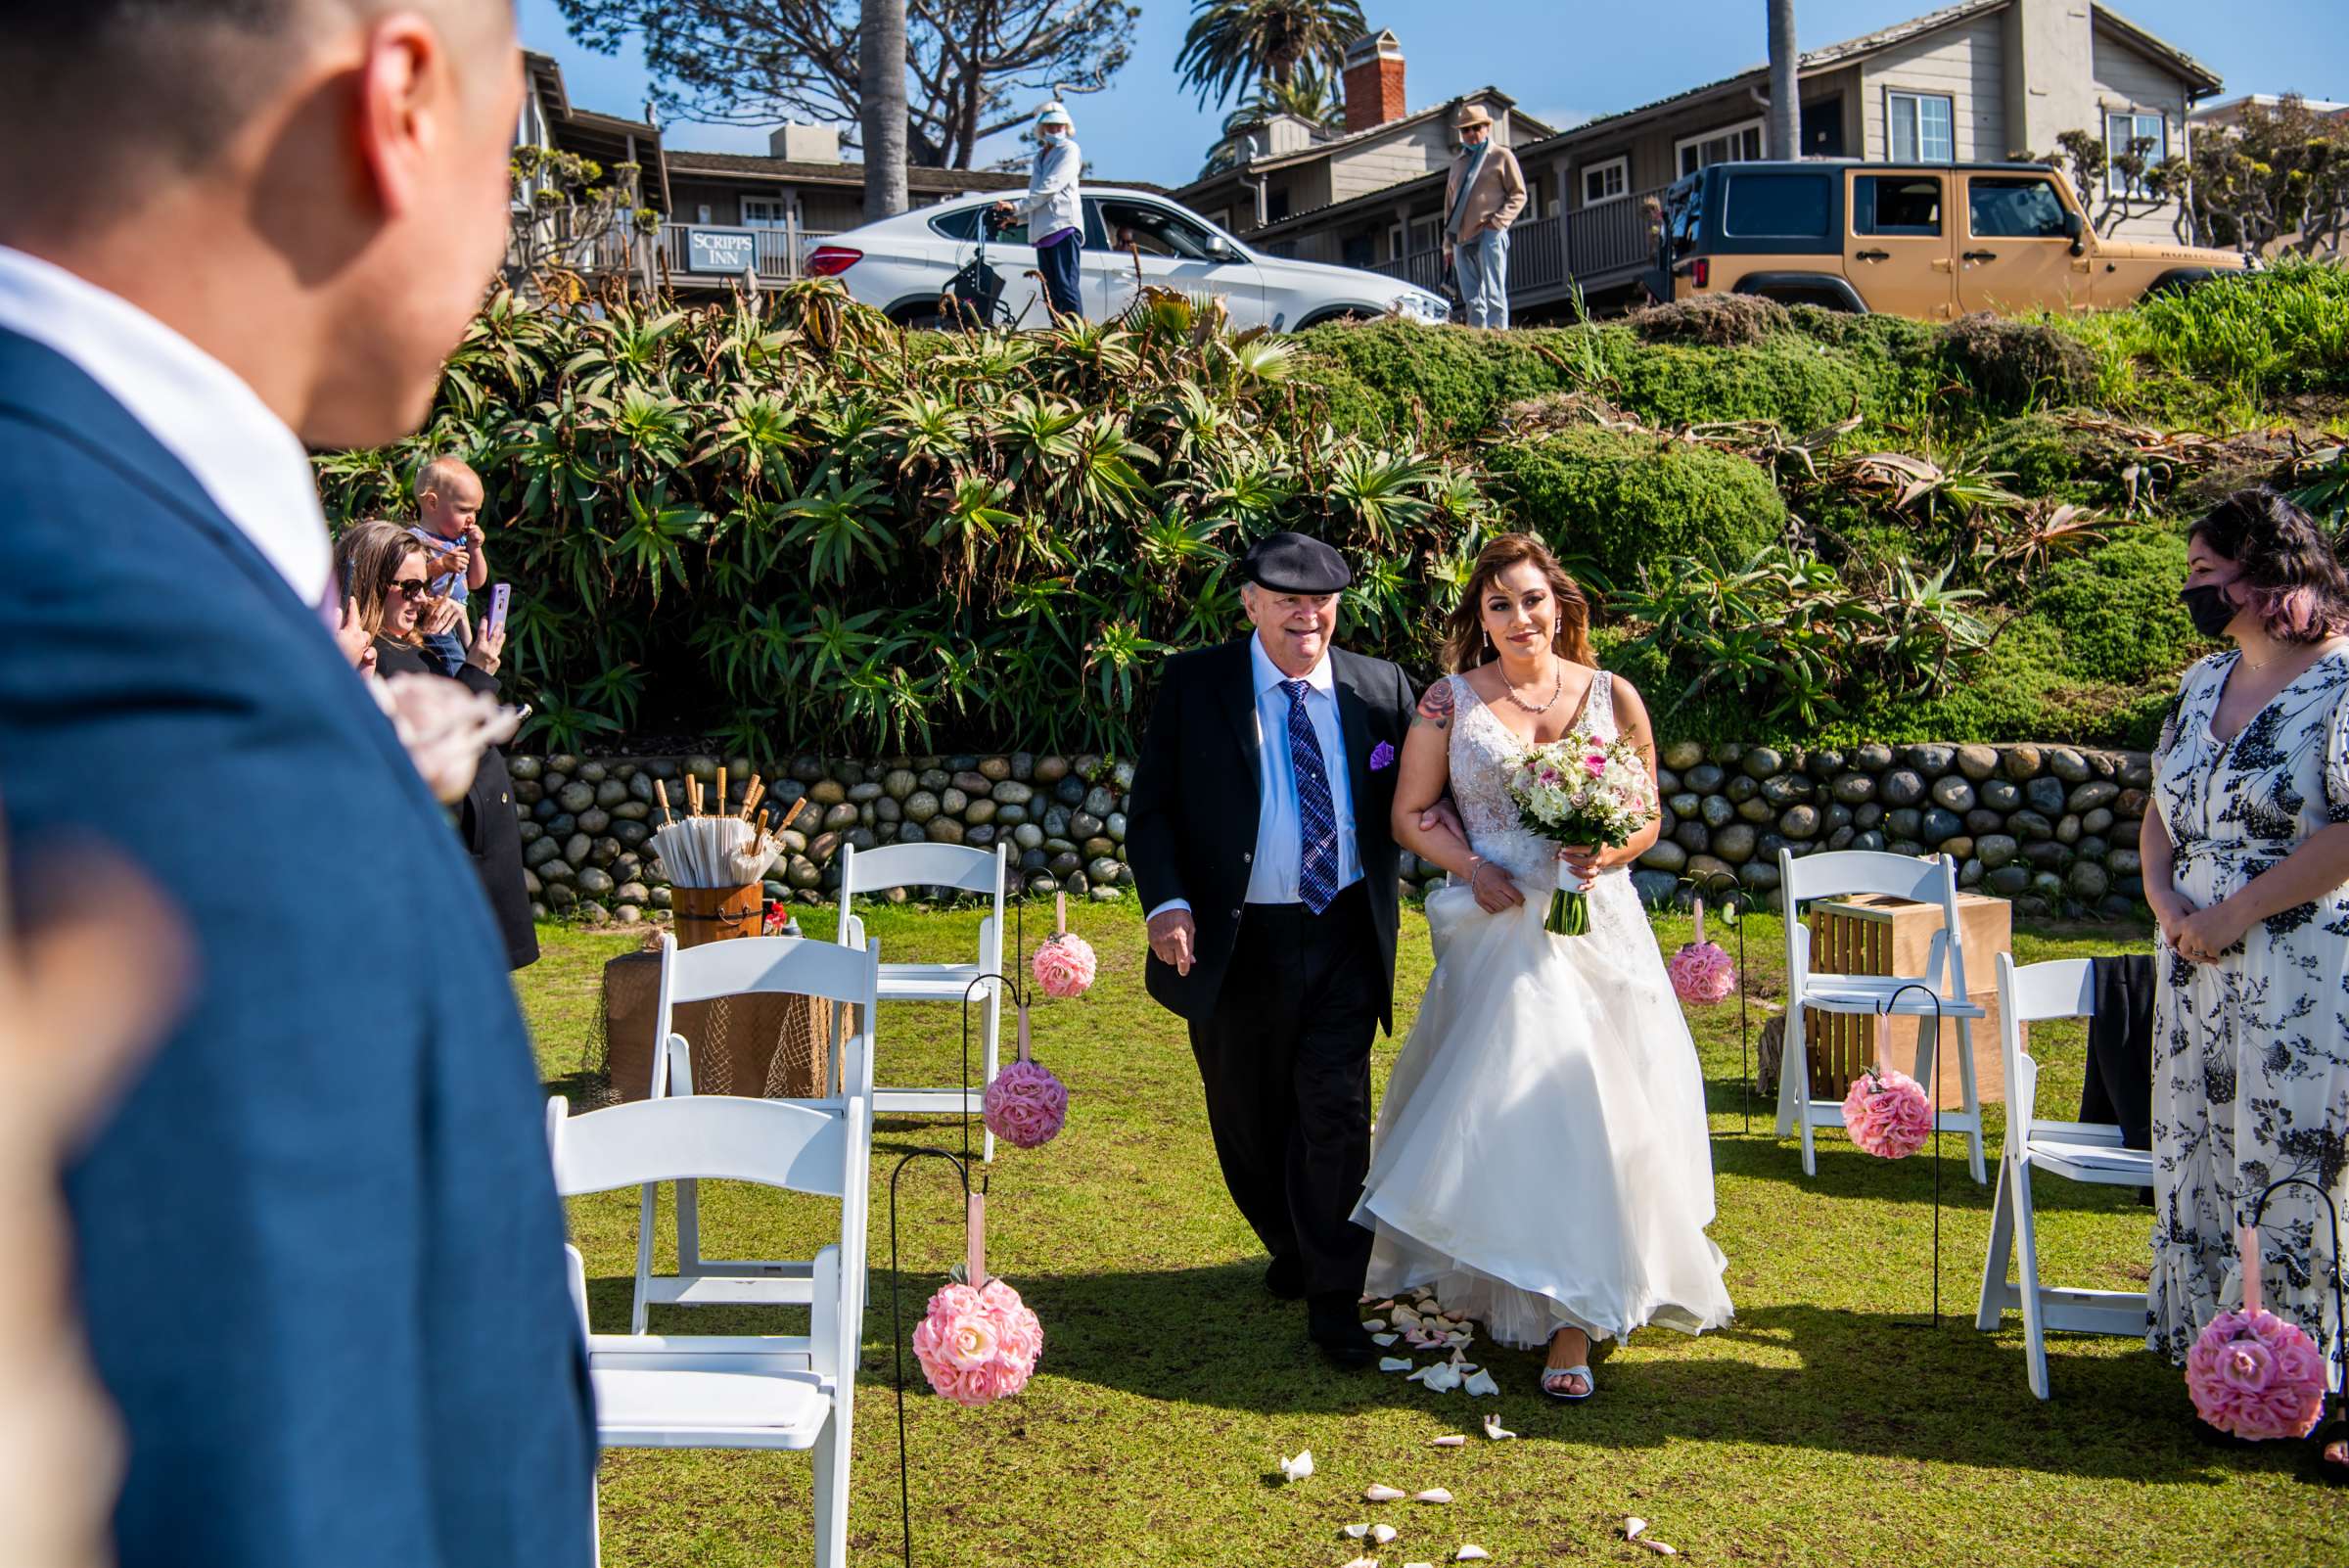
[2180,582,2238,640]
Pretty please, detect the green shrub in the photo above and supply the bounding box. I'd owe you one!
[2030,529,2199,686]
[1974,411,2106,500]
[1602,333,1879,433]
[1297,321,1583,445]
[1483,427,1784,587]
[1940,313,2100,410]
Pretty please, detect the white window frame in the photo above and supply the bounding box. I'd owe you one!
[2104,110,2169,195]
[1581,155,1631,208]
[741,195,793,229]
[1393,217,1441,258]
[1886,89,1956,163]
[1676,118,1766,178]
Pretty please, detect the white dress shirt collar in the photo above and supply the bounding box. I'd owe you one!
[0,246,331,605]
[1250,631,1336,701]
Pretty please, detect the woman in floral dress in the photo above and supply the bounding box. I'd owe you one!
[2143,488,2349,1475]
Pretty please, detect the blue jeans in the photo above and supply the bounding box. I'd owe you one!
[1036,232,1084,320]
[1452,227,1510,330]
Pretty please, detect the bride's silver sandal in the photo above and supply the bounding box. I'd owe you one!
[1540,1363,1594,1403]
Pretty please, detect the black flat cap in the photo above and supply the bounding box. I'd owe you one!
[1241,531,1352,594]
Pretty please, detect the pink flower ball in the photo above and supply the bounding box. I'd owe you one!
[1031,933,1097,999]
[913,1279,1042,1407]
[1842,1066,1933,1159]
[984,1057,1069,1149]
[2186,1307,2326,1440]
[1668,940,1736,1005]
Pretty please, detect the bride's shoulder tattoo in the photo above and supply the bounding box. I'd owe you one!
[1413,678,1454,730]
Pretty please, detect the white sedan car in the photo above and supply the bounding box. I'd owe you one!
[804,187,1450,332]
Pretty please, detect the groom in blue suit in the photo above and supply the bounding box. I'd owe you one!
[0,5,593,1565]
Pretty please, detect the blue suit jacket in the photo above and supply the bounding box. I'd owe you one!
[0,331,594,1567]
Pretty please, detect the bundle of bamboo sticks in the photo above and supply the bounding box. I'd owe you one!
[649,767,806,889]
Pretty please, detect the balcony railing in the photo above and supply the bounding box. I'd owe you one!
[523,221,845,289]
[1366,184,1664,308]
[650,222,842,283]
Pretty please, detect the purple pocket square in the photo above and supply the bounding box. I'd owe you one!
[1368,741,1396,772]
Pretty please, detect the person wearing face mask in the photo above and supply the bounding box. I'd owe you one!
[2143,487,2349,1481]
[993,101,1085,321]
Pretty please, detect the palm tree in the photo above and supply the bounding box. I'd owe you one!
[860,0,909,218]
[1221,59,1347,134]
[1766,0,1799,160]
[1175,0,1367,112]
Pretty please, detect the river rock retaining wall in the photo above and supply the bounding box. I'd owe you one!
[1628,740,2152,919]
[506,740,2152,925]
[508,751,1137,926]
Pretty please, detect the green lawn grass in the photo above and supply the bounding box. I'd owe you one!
[523,902,2347,1567]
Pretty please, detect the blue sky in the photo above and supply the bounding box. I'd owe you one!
[520,0,2349,187]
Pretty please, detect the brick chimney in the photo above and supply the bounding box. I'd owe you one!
[1342,30,1406,135]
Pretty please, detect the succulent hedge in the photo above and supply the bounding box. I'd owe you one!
[316,266,2349,758]
[313,284,1502,758]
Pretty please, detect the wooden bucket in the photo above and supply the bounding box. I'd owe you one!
[671,884,761,948]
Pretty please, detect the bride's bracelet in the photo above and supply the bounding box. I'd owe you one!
[1465,855,1490,893]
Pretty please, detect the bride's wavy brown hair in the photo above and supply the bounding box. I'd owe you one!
[1439,533,1593,673]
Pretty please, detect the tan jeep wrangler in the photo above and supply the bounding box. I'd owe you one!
[1651,160,2250,318]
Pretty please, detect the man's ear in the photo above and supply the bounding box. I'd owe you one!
[352,13,447,220]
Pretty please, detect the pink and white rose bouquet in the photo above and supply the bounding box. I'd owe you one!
[913,1277,1043,1407]
[1842,1065,1934,1159]
[1504,734,1658,936]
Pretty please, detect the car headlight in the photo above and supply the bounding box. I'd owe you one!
[1397,291,1449,323]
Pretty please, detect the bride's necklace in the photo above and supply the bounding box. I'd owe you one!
[1499,658,1565,715]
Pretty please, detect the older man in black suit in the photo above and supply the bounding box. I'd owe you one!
[1127,532,1442,1366]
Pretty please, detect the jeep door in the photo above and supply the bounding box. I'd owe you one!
[1845,171,1955,318]
[1957,172,2092,315]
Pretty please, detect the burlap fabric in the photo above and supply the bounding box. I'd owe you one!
[589,948,846,1103]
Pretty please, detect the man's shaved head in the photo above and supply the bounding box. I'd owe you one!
[0,1,511,185]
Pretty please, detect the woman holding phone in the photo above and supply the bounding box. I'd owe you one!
[335,521,538,971]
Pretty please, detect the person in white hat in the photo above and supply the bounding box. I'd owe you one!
[993,101,1085,320]
[1442,103,1526,329]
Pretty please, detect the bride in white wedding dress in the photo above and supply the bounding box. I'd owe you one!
[1357,533,1732,1401]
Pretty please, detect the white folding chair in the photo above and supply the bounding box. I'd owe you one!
[1974,954,2156,1398]
[635,933,879,1333]
[1775,849,1989,1183]
[836,841,1009,1160]
[553,1091,868,1567]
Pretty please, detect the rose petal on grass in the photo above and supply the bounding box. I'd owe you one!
[1413,1488,1453,1504]
[1364,1484,1406,1502]
[1277,1450,1313,1482]
[1429,1434,1466,1448]
[1380,1357,1413,1373]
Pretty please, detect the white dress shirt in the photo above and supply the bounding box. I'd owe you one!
[1150,633,1362,921]
[0,246,332,607]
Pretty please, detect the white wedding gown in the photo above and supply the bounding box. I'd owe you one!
[1355,671,1734,1349]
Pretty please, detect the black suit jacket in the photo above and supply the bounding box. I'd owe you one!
[1126,636,1415,1031]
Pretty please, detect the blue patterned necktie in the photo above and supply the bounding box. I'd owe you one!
[1282,678,1339,914]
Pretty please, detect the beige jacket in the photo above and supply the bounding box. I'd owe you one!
[1444,141,1527,244]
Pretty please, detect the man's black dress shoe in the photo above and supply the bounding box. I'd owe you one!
[1307,1291,1378,1369]
[1264,1255,1309,1300]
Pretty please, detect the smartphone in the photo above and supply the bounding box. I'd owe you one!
[487,581,512,636]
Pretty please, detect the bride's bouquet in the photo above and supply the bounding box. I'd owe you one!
[1505,735,1658,936]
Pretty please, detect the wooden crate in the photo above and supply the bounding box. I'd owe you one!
[1804,892,2015,1110]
